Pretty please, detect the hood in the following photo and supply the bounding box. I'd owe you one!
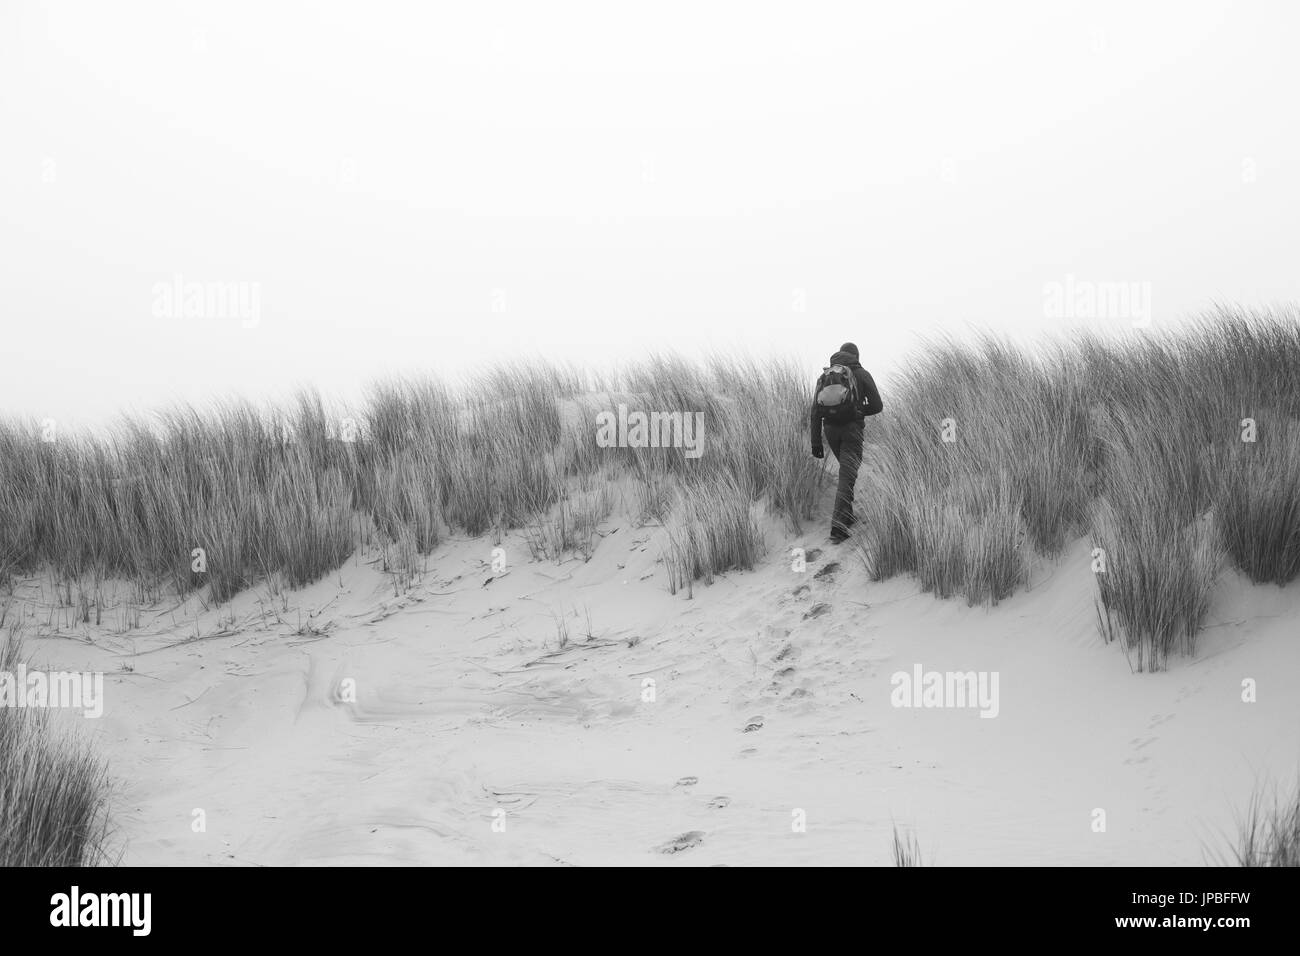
[829,350,861,367]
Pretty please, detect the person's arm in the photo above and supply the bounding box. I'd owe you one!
[810,387,824,456]
[857,368,883,416]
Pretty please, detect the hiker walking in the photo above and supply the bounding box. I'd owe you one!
[810,342,883,543]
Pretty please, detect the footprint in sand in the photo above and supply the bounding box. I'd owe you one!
[804,548,823,563]
[1123,733,1156,766]
[774,644,797,662]
[742,715,764,733]
[708,796,731,809]
[655,831,705,854]
[766,666,805,697]
[675,775,699,787]
[803,603,831,620]
[813,562,840,582]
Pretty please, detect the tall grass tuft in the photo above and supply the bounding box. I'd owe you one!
[1213,416,1300,586]
[891,824,923,867]
[1229,777,1300,867]
[663,474,765,596]
[0,631,113,866]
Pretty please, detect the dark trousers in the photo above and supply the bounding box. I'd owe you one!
[823,420,864,536]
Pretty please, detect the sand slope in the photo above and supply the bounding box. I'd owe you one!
[16,495,1300,866]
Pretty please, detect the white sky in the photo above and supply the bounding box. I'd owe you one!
[3,0,1298,425]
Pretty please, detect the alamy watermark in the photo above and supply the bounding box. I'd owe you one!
[151,273,261,328]
[890,663,999,718]
[1043,274,1151,328]
[0,666,104,718]
[594,404,705,459]
[50,887,150,936]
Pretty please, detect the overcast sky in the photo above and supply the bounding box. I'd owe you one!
[3,0,1297,425]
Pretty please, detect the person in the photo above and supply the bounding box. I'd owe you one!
[809,342,883,543]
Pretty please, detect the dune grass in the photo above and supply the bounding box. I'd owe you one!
[891,824,924,866]
[0,356,826,605]
[1214,417,1300,586]
[663,473,766,596]
[859,336,1079,605]
[1209,774,1300,867]
[0,630,113,866]
[1231,778,1300,867]
[860,306,1300,668]
[2,308,1296,665]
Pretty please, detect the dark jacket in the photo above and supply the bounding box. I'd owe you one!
[810,350,883,452]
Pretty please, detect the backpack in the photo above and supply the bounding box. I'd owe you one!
[815,364,862,423]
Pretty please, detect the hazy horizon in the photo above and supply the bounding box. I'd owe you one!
[4,0,1299,427]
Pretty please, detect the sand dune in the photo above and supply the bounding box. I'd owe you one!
[13,483,1299,866]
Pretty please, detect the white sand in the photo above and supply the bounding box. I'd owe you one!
[15,494,1300,866]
